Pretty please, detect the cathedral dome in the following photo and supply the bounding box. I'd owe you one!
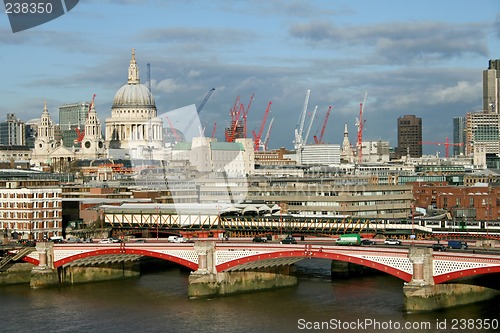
[112,83,155,108]
[111,49,155,108]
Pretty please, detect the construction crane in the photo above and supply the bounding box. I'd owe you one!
[165,115,181,143]
[420,137,463,158]
[314,105,332,144]
[147,63,151,93]
[304,106,318,145]
[242,93,255,138]
[294,90,311,150]
[225,96,243,142]
[183,88,215,135]
[226,103,244,142]
[230,96,241,123]
[356,93,367,164]
[252,101,272,151]
[197,88,215,114]
[263,117,274,151]
[75,93,96,144]
[211,122,217,138]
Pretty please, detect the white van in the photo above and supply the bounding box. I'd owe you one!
[50,236,65,243]
[167,236,186,243]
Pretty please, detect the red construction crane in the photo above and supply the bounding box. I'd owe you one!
[165,115,181,142]
[252,101,272,151]
[356,93,367,164]
[420,137,463,158]
[225,104,244,142]
[75,93,96,144]
[313,105,332,144]
[230,96,241,123]
[211,122,217,138]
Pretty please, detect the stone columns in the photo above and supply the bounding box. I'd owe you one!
[187,241,297,299]
[192,241,216,275]
[30,242,58,288]
[403,246,499,312]
[33,242,54,270]
[407,247,433,286]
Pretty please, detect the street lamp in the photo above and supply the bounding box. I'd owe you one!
[410,203,415,245]
[155,205,160,241]
[279,203,283,236]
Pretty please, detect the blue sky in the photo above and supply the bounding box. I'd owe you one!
[1,0,499,155]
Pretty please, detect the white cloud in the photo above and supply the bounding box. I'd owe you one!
[187,70,201,78]
[431,81,482,104]
[154,78,186,94]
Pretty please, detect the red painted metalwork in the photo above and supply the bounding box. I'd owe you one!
[215,247,413,282]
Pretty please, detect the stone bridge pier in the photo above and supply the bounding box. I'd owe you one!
[404,247,499,312]
[30,242,58,288]
[187,241,297,298]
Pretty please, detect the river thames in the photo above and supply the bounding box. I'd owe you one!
[1,259,498,333]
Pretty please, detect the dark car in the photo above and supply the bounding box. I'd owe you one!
[135,239,147,243]
[432,244,446,252]
[252,236,267,243]
[361,239,376,245]
[280,236,297,244]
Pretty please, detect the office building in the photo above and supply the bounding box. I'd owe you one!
[483,59,500,113]
[0,172,62,241]
[298,144,341,166]
[0,114,25,146]
[59,102,90,147]
[397,115,422,158]
[465,111,500,156]
[453,117,466,156]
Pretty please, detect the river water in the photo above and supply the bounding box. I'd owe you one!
[0,259,498,333]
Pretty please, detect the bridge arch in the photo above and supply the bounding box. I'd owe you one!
[51,248,197,271]
[215,249,413,282]
[434,266,500,284]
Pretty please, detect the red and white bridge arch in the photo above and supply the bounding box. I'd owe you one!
[23,242,500,284]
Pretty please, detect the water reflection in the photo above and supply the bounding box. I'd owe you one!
[0,258,498,333]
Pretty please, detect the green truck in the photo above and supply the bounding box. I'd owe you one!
[335,234,361,246]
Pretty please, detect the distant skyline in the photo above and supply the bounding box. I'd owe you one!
[1,0,499,156]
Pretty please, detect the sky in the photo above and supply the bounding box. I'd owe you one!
[1,0,499,156]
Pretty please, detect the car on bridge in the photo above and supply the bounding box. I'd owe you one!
[361,239,376,245]
[252,236,267,243]
[384,238,402,245]
[448,240,468,250]
[168,236,187,243]
[66,237,82,243]
[98,238,114,244]
[280,236,297,244]
[431,244,446,252]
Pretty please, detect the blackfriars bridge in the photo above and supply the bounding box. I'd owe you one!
[21,241,500,312]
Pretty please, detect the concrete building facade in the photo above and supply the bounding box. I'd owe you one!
[298,144,341,166]
[453,116,466,156]
[465,111,500,156]
[0,114,25,146]
[59,102,90,148]
[0,177,62,241]
[483,59,500,113]
[397,115,422,158]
